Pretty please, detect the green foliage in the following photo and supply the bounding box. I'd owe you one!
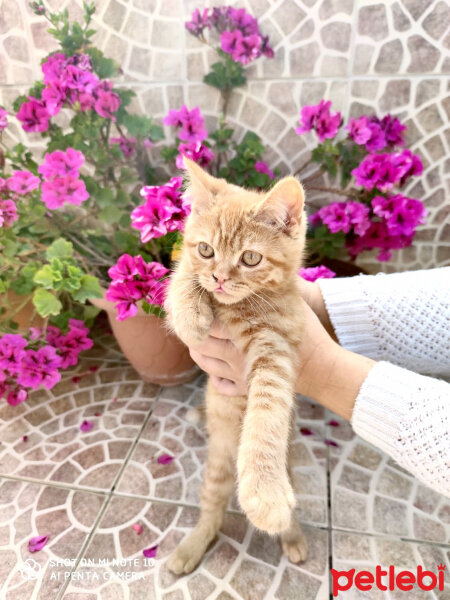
[204,54,246,91]
[307,225,347,260]
[33,288,63,318]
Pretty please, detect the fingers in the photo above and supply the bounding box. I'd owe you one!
[189,349,236,381]
[210,375,247,397]
[208,319,232,340]
[191,334,236,363]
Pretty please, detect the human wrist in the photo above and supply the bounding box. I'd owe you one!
[295,342,375,421]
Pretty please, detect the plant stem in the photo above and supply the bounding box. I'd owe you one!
[294,157,313,177]
[308,185,361,200]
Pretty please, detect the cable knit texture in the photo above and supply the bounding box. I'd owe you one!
[318,268,450,497]
[352,362,449,497]
[318,267,450,376]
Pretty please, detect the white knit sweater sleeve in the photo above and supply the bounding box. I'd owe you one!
[318,268,450,497]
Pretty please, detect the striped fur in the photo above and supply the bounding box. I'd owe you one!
[166,159,308,575]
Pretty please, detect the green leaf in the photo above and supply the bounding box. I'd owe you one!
[33,265,55,289]
[94,187,115,209]
[142,301,165,318]
[33,288,62,317]
[46,238,74,260]
[71,275,103,303]
[99,205,122,224]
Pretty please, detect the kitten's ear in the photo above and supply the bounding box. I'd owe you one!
[255,177,305,233]
[183,157,223,215]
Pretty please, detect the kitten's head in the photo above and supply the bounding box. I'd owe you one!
[181,158,306,305]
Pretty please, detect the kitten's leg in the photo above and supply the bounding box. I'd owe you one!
[237,332,297,534]
[167,386,242,575]
[280,514,308,563]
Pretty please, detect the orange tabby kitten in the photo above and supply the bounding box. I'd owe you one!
[166,158,308,575]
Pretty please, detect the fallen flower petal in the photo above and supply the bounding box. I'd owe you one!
[89,366,99,372]
[132,523,143,535]
[22,435,28,442]
[300,427,313,436]
[94,412,102,417]
[72,376,82,384]
[28,535,49,552]
[80,420,93,432]
[327,420,340,427]
[143,545,158,558]
[157,454,174,465]
[324,439,339,447]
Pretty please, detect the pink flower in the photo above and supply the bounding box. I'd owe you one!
[300,266,336,282]
[7,170,40,195]
[110,136,137,158]
[106,255,170,320]
[0,199,18,228]
[28,535,49,553]
[17,346,62,390]
[132,177,190,242]
[296,100,341,142]
[143,545,158,559]
[42,80,66,116]
[0,334,27,375]
[46,320,93,369]
[372,194,426,237]
[42,53,66,85]
[311,201,371,237]
[185,8,211,36]
[164,105,207,143]
[221,30,262,65]
[157,454,174,465]
[0,106,8,131]
[38,148,84,179]
[41,176,89,209]
[254,161,274,179]
[7,388,28,406]
[16,98,50,132]
[176,141,214,169]
[132,523,143,535]
[352,151,423,192]
[94,88,121,120]
[347,116,372,145]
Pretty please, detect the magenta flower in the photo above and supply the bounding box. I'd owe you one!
[132,177,190,242]
[7,170,40,195]
[0,199,18,228]
[80,420,94,432]
[299,266,336,282]
[0,106,8,131]
[42,53,66,85]
[16,97,50,132]
[221,30,262,65]
[41,80,66,116]
[46,320,93,369]
[347,116,372,145]
[7,388,28,406]
[41,176,89,209]
[176,141,214,169]
[38,148,84,179]
[0,334,27,375]
[110,136,137,158]
[311,201,371,237]
[157,454,174,465]
[17,346,62,390]
[254,161,274,179]
[296,100,341,142]
[143,545,158,558]
[185,8,211,36]
[28,535,49,553]
[106,255,170,320]
[94,88,121,120]
[372,194,426,237]
[377,115,406,147]
[352,151,423,192]
[164,105,207,143]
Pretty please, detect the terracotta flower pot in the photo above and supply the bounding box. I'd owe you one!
[90,295,200,386]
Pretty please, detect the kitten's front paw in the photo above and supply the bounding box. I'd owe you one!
[172,302,214,346]
[238,471,296,535]
[166,533,207,575]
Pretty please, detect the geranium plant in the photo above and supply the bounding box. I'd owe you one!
[0,2,426,406]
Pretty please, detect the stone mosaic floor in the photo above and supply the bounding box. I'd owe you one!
[0,336,449,600]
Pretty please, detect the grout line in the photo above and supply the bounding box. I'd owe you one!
[0,473,110,496]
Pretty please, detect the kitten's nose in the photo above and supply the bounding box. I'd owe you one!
[212,273,228,284]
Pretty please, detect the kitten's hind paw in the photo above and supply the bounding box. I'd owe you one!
[281,521,308,563]
[166,534,208,575]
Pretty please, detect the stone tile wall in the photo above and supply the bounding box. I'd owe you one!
[0,0,449,272]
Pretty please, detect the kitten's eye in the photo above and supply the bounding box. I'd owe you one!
[241,250,262,267]
[198,242,214,258]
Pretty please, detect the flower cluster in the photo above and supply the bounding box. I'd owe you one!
[163,105,214,169]
[185,6,273,65]
[0,320,92,406]
[347,115,406,152]
[310,201,371,236]
[105,254,170,320]
[38,148,89,209]
[131,177,191,243]
[296,100,341,142]
[299,266,336,282]
[0,106,8,131]
[0,170,40,229]
[16,52,121,132]
[351,149,423,192]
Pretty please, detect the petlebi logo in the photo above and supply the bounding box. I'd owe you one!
[19,558,42,580]
[331,564,446,596]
